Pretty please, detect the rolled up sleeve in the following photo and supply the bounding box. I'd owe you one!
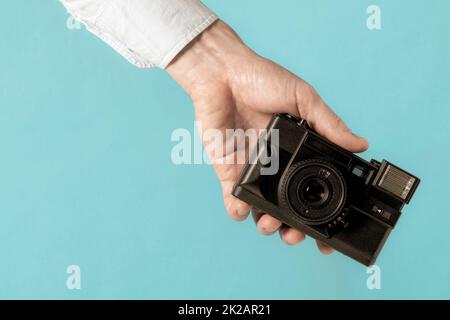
[60,0,218,68]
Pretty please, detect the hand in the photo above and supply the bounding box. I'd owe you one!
[167,21,368,253]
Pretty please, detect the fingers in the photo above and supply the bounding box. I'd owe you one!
[295,82,369,153]
[253,212,305,245]
[279,227,305,245]
[224,194,251,222]
[251,210,335,253]
[256,214,282,235]
[316,240,335,255]
[254,214,333,253]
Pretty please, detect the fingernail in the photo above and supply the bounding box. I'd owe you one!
[261,227,277,235]
[237,210,249,217]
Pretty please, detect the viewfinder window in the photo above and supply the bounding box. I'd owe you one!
[352,165,365,177]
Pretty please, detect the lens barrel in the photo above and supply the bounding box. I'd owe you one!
[279,160,346,225]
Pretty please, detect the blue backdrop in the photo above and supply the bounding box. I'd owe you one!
[0,0,449,299]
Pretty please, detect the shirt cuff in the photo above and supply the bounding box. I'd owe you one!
[60,0,218,69]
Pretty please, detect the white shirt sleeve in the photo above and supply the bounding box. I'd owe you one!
[60,0,218,68]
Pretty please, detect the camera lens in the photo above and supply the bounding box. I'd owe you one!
[279,160,346,225]
[300,178,329,207]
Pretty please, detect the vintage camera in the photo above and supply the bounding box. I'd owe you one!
[232,114,420,265]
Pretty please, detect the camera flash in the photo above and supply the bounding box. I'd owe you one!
[376,162,418,201]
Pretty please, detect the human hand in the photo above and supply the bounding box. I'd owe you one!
[167,21,368,253]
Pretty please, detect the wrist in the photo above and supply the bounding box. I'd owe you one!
[167,20,252,99]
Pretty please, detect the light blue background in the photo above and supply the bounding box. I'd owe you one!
[0,0,449,299]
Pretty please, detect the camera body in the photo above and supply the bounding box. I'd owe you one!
[232,114,420,265]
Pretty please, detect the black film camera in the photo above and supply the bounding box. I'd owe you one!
[232,114,420,265]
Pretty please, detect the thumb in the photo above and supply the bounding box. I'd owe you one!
[295,83,369,153]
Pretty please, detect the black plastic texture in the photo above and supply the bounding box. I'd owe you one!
[232,114,420,266]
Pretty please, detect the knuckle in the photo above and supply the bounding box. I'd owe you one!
[295,81,320,118]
